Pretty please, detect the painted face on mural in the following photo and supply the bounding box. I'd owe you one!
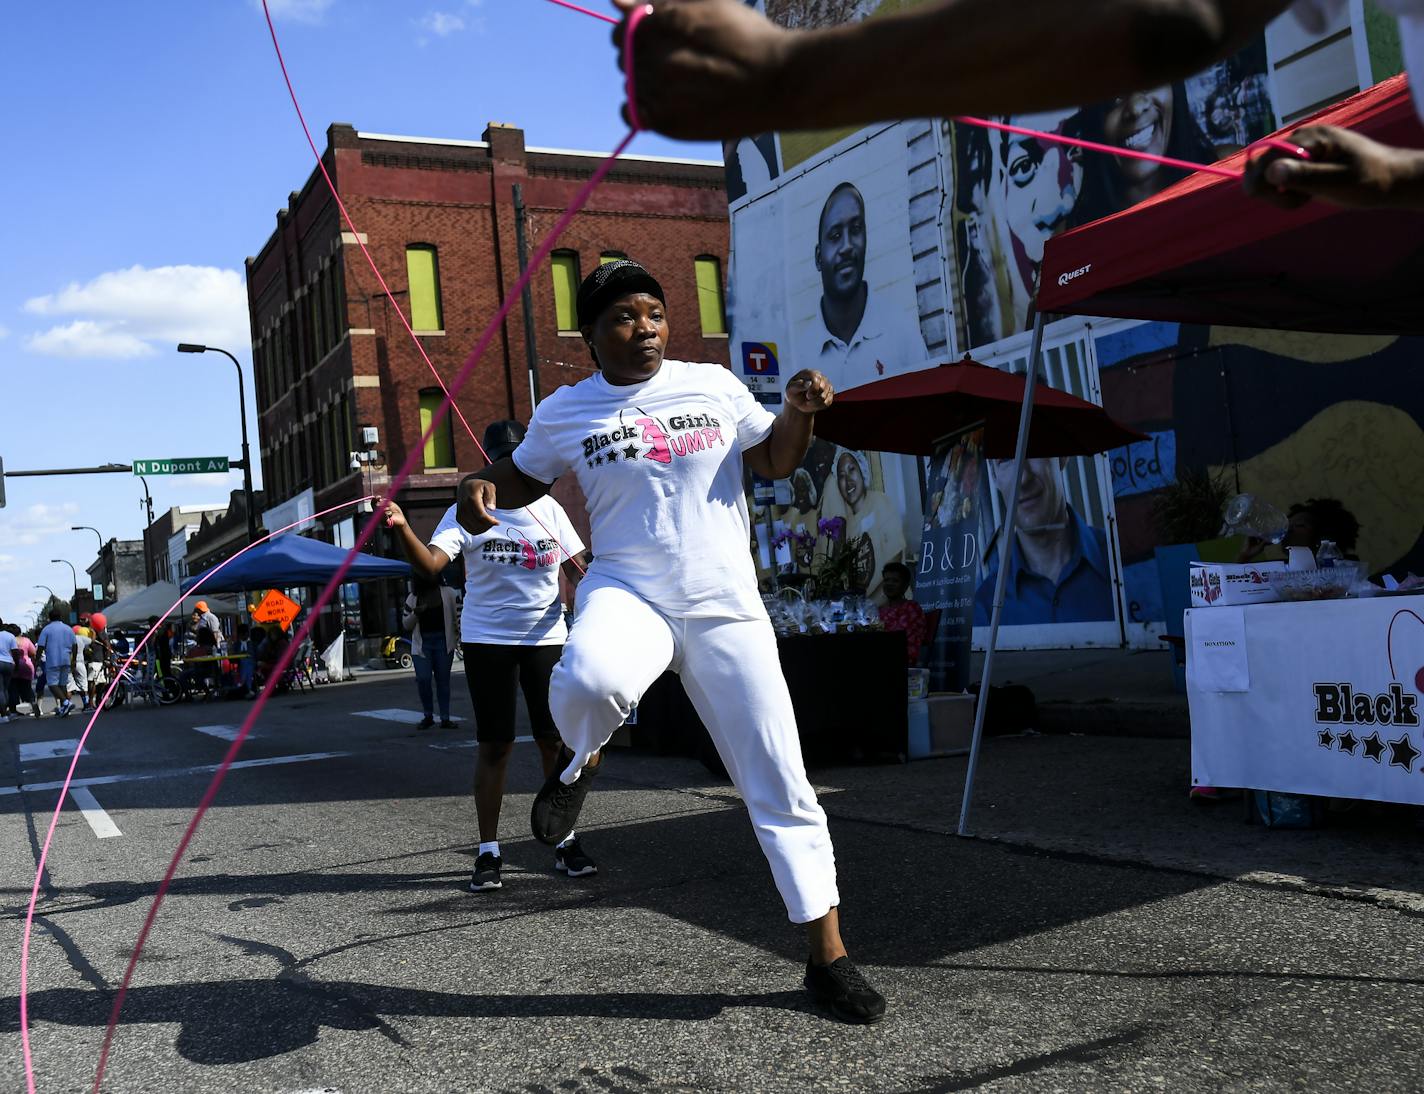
[1101,87,1174,183]
[836,452,866,511]
[1002,130,1083,266]
[815,185,867,304]
[991,456,1069,532]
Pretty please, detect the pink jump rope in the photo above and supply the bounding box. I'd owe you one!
[21,3,1307,1090]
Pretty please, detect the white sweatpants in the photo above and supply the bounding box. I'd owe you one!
[549,574,840,924]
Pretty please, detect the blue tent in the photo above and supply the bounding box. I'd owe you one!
[181,533,411,593]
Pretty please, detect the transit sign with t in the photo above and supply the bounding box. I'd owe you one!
[133,457,230,475]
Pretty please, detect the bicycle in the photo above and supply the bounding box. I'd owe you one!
[101,660,181,708]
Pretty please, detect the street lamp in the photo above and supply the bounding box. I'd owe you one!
[177,343,258,544]
[33,583,57,601]
[72,525,104,553]
[50,560,79,600]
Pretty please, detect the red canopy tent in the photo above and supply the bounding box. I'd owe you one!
[959,75,1423,835]
[1037,75,1424,331]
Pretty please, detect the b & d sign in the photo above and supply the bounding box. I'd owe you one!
[133,457,229,476]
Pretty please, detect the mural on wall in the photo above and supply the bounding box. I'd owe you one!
[948,40,1276,350]
[1097,322,1424,627]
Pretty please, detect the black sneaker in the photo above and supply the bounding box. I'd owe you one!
[530,750,600,846]
[417,714,436,731]
[469,851,503,891]
[554,837,598,878]
[439,719,457,730]
[805,957,887,1025]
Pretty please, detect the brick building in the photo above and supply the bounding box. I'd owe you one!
[246,122,729,643]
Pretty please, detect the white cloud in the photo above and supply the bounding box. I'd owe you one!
[417,10,466,36]
[8,502,82,547]
[0,553,18,573]
[23,265,249,361]
[256,0,334,22]
[26,320,155,359]
[0,323,10,339]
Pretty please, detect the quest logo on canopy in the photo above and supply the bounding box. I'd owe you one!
[1056,264,1092,288]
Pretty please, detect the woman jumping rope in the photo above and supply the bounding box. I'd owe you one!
[438,260,885,1024]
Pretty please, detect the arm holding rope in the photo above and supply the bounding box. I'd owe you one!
[614,0,1290,139]
[380,497,452,579]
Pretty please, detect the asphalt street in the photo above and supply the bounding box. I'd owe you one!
[4,672,1424,1093]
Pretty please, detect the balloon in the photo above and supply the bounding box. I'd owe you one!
[90,612,107,632]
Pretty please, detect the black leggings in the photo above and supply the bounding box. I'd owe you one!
[461,643,562,743]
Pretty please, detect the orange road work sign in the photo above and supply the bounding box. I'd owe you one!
[251,588,301,632]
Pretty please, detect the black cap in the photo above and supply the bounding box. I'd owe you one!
[575,259,665,328]
[482,420,527,462]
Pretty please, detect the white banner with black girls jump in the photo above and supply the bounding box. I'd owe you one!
[1188,598,1424,805]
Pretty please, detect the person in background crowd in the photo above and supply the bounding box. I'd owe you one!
[877,562,929,666]
[192,601,223,652]
[382,418,594,891]
[0,618,15,723]
[85,611,110,708]
[8,626,39,718]
[612,0,1424,211]
[403,571,460,731]
[232,623,257,698]
[256,626,291,686]
[70,625,93,713]
[37,610,78,718]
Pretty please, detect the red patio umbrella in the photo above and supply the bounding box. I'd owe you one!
[1037,75,1424,332]
[814,357,1147,458]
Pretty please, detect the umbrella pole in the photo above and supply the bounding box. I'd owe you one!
[958,313,1048,837]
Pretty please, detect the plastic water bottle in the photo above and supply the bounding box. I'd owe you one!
[1315,540,1342,569]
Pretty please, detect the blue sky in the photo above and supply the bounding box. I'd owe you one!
[0,0,719,627]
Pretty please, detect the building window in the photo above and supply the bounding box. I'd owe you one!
[418,388,456,469]
[694,256,727,336]
[406,244,444,331]
[551,250,580,332]
[600,251,627,265]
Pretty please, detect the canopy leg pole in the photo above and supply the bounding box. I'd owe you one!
[958,313,1048,837]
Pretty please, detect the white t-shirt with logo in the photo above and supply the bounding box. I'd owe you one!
[513,358,777,620]
[428,495,585,646]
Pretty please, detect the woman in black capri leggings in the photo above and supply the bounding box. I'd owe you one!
[382,420,590,891]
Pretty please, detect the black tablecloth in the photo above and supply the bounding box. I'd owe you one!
[630,630,908,766]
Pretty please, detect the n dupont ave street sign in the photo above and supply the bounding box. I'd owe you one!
[133,457,229,476]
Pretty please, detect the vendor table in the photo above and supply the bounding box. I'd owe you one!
[1188,596,1424,805]
[633,630,909,765]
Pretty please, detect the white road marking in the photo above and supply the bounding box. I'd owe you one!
[0,751,351,797]
[354,708,463,725]
[68,787,122,839]
[194,724,248,741]
[19,739,87,764]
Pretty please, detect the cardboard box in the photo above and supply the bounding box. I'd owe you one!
[1189,561,1286,607]
[925,692,976,756]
